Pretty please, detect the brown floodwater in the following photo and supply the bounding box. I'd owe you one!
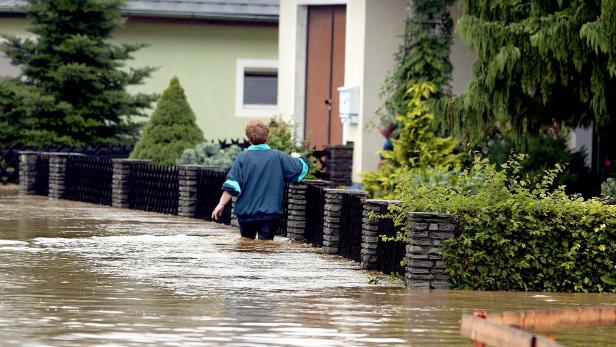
[0,186,614,346]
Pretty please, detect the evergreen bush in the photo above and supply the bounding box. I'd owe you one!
[178,143,241,171]
[179,118,320,177]
[393,156,616,293]
[130,77,204,165]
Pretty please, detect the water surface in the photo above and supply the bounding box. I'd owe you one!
[1,187,614,346]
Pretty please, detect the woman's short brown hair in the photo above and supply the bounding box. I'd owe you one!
[245,120,269,145]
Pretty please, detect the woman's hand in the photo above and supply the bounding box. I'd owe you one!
[211,203,225,220]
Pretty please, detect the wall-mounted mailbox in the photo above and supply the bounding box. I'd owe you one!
[337,86,359,124]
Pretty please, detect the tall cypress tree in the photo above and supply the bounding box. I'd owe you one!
[0,0,157,146]
[437,0,616,141]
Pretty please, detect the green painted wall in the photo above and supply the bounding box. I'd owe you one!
[0,17,279,140]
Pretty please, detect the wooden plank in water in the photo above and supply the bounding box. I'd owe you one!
[486,307,616,331]
[460,315,562,347]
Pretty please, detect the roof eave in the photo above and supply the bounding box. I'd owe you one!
[122,10,278,23]
[0,7,279,23]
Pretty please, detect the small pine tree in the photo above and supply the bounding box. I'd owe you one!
[0,0,157,146]
[131,77,204,165]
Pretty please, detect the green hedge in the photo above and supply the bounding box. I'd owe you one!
[397,156,616,292]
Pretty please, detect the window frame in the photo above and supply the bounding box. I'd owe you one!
[235,59,279,118]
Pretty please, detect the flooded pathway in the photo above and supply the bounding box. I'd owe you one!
[1,187,615,346]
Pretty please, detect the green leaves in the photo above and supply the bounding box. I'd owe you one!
[392,155,616,293]
[438,0,616,143]
[364,83,461,198]
[601,178,616,204]
[130,77,204,165]
[0,0,156,146]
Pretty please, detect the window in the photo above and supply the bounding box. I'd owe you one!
[235,59,278,117]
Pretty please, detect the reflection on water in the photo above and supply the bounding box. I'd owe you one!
[0,187,615,346]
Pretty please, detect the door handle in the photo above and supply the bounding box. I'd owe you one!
[324,98,332,110]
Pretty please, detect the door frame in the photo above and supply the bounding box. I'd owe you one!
[292,0,348,143]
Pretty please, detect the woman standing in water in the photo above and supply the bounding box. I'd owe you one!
[211,121,309,240]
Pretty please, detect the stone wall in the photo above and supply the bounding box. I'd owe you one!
[405,212,456,289]
[285,183,307,241]
[18,151,39,195]
[178,165,199,218]
[326,143,354,186]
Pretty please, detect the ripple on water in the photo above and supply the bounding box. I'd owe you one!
[1,190,616,347]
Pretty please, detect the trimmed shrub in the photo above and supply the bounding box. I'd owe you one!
[394,156,616,293]
[131,77,204,165]
[178,143,241,171]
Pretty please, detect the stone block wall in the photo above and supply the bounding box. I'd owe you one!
[19,151,40,195]
[322,189,367,254]
[405,212,456,289]
[178,165,199,217]
[326,143,353,186]
[48,153,84,199]
[112,159,149,208]
[285,183,307,241]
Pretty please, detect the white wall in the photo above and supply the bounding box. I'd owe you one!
[346,0,407,181]
[450,2,476,95]
[278,0,477,182]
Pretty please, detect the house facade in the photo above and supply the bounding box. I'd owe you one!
[278,0,476,181]
[0,0,280,141]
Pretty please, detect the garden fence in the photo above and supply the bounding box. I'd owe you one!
[33,154,49,196]
[304,183,327,247]
[277,183,290,236]
[128,162,179,215]
[338,193,364,262]
[20,152,444,288]
[195,167,232,224]
[65,156,113,206]
[375,205,406,275]
[0,144,133,185]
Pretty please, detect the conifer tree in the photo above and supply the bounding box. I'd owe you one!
[130,77,204,165]
[437,0,616,141]
[0,0,157,146]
